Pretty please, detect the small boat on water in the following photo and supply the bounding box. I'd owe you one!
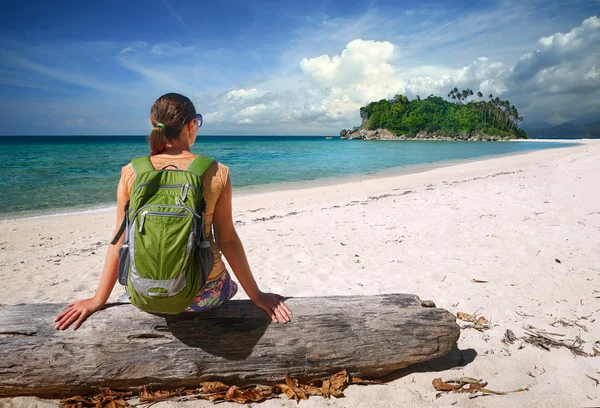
[325,136,333,139]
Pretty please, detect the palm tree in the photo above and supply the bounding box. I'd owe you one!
[475,91,484,127]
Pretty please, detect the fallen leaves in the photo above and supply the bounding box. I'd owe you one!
[62,388,132,407]
[433,377,528,399]
[60,370,381,406]
[199,381,230,394]
[139,387,182,402]
[456,311,490,332]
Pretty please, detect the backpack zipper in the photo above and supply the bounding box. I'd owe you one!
[131,182,198,198]
[138,210,187,233]
[131,203,199,222]
[181,184,190,201]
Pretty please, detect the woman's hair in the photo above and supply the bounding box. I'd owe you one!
[148,93,197,155]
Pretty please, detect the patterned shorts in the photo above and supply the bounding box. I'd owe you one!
[185,270,238,312]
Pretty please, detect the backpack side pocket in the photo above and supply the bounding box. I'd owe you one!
[117,242,131,285]
[194,242,213,288]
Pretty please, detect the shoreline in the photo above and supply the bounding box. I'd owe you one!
[0,139,579,222]
[1,139,599,407]
[235,139,578,198]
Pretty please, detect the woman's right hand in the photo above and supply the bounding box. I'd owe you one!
[251,291,292,324]
[54,297,105,330]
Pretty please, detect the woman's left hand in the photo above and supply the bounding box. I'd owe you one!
[251,291,292,323]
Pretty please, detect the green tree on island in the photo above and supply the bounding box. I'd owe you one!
[355,89,527,139]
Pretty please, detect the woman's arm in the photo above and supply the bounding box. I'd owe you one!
[213,176,292,323]
[54,177,130,330]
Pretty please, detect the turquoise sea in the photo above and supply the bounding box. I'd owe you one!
[1,136,574,220]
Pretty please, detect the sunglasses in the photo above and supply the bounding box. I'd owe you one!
[191,113,203,128]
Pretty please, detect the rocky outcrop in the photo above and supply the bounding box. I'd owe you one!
[339,128,512,141]
[339,128,397,140]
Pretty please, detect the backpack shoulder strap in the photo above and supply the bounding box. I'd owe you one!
[131,156,154,175]
[187,156,216,178]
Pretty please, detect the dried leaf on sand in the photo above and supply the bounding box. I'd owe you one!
[456,312,472,321]
[276,370,352,401]
[432,377,528,398]
[139,387,183,402]
[456,310,490,331]
[199,381,230,394]
[62,388,132,407]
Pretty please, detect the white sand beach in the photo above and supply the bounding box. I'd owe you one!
[1,140,599,407]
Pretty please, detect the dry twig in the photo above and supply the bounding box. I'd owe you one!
[432,377,528,399]
[523,326,594,357]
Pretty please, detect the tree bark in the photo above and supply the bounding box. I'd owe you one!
[0,294,459,398]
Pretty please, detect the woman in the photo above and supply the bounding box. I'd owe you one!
[55,93,291,330]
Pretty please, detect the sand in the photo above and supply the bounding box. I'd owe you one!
[1,140,599,407]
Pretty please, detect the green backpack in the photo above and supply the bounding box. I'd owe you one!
[111,155,215,314]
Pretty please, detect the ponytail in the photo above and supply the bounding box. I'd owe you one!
[148,125,167,155]
[148,93,197,155]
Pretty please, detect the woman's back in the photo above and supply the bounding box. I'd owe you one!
[120,155,230,282]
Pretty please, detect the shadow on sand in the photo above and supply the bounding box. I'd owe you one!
[381,346,478,382]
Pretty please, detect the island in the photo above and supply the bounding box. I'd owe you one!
[341,88,528,141]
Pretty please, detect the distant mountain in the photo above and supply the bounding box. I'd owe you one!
[525,121,600,139]
[580,122,600,135]
[521,120,554,131]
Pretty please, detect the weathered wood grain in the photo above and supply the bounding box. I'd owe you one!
[0,294,459,398]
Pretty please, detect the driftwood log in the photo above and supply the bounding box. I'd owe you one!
[0,294,459,398]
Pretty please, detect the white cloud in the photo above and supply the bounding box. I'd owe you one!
[298,39,405,122]
[150,42,194,56]
[500,16,600,123]
[237,118,254,124]
[300,39,398,89]
[226,88,266,100]
[508,16,600,95]
[239,103,267,116]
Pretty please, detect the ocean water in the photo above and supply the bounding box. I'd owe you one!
[0,136,573,220]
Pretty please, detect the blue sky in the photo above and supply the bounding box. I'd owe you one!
[1,0,599,135]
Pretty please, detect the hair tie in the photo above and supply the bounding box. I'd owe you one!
[156,123,166,130]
